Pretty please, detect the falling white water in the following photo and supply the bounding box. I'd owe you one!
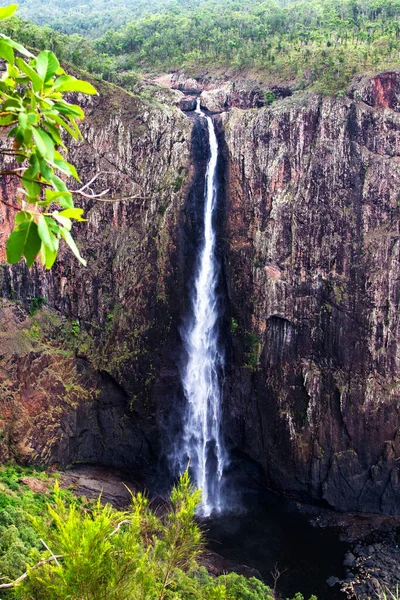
[178,98,227,516]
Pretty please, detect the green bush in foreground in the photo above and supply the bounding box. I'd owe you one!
[0,468,316,600]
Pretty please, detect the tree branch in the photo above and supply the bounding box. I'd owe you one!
[109,519,132,537]
[0,198,20,211]
[40,539,61,567]
[0,555,63,589]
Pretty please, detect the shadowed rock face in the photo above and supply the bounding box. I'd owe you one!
[1,71,400,514]
[221,71,400,513]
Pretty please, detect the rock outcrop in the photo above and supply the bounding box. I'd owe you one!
[221,70,400,513]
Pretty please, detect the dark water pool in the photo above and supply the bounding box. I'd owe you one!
[206,494,348,600]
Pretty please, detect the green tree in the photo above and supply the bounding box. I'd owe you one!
[0,4,96,269]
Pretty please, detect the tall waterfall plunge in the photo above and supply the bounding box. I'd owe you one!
[177,99,227,516]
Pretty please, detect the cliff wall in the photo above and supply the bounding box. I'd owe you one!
[0,81,195,475]
[221,71,400,513]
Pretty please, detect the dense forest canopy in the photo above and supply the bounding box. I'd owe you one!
[1,0,400,92]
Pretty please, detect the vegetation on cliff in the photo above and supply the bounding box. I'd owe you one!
[2,0,400,93]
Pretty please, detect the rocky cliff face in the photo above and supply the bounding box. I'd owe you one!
[0,80,195,475]
[221,71,400,513]
[1,69,400,514]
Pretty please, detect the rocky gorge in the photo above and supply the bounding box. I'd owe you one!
[1,67,400,595]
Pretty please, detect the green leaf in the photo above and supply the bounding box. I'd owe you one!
[64,161,80,182]
[53,102,84,119]
[21,166,41,198]
[45,189,71,204]
[38,158,52,180]
[50,174,69,194]
[32,128,54,161]
[59,194,74,209]
[53,158,80,181]
[27,112,37,125]
[18,111,28,130]
[60,227,86,266]
[3,98,21,110]
[54,214,72,230]
[29,153,40,177]
[59,208,86,221]
[38,215,58,252]
[45,111,80,139]
[0,5,18,20]
[41,241,58,269]
[45,123,63,146]
[0,35,33,58]
[0,40,14,65]
[16,57,43,92]
[6,219,41,266]
[0,114,15,126]
[15,211,32,225]
[35,51,59,83]
[53,75,97,95]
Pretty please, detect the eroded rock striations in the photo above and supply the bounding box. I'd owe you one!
[221,71,400,514]
[0,80,195,475]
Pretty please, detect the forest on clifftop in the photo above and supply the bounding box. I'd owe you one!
[1,0,399,92]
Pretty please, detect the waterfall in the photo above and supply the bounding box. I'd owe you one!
[178,98,227,516]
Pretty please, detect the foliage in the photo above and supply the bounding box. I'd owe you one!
[3,0,400,93]
[0,464,75,593]
[0,470,278,600]
[264,90,276,105]
[0,4,96,269]
[0,467,318,600]
[92,0,400,92]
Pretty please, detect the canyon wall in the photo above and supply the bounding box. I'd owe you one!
[221,71,400,513]
[1,70,400,513]
[0,80,195,475]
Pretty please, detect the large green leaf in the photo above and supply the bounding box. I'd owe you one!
[41,241,58,269]
[45,111,80,139]
[35,51,60,83]
[53,75,97,95]
[38,215,58,252]
[60,227,86,266]
[32,128,54,161]
[59,208,86,221]
[45,189,72,205]
[53,102,84,119]
[15,211,32,225]
[0,40,14,65]
[53,214,72,230]
[16,57,42,92]
[0,5,18,20]
[6,219,41,266]
[21,166,41,198]
[0,35,33,58]
[0,114,15,126]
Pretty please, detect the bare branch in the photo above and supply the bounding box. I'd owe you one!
[109,519,132,537]
[77,171,115,192]
[40,539,61,567]
[0,555,63,589]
